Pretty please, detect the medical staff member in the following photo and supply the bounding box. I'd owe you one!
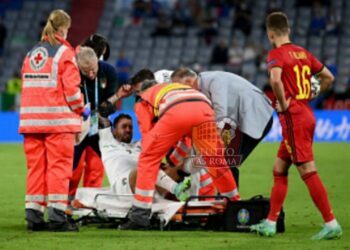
[68,47,119,199]
[19,9,89,232]
[119,80,240,230]
[69,36,111,200]
[171,68,274,186]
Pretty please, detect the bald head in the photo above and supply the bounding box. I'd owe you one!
[76,46,98,80]
[171,67,199,89]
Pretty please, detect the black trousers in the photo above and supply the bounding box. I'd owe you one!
[73,134,101,170]
[225,117,273,187]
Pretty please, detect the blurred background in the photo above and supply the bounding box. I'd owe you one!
[0,0,349,142]
[0,0,350,111]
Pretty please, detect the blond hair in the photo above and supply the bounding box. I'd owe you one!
[41,9,71,46]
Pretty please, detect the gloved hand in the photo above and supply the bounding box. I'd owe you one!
[98,101,115,118]
[82,107,91,121]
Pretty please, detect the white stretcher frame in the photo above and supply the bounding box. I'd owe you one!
[72,187,228,228]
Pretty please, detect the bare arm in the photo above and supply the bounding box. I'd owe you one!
[316,66,334,92]
[269,67,290,112]
[107,84,133,104]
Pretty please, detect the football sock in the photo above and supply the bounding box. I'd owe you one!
[156,170,177,194]
[267,171,288,222]
[302,171,335,223]
[265,219,277,226]
[325,219,339,229]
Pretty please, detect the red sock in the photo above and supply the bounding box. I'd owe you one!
[302,171,335,223]
[267,171,288,221]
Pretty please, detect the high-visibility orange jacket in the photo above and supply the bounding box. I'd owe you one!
[132,83,240,210]
[19,35,84,134]
[168,136,192,167]
[135,83,211,135]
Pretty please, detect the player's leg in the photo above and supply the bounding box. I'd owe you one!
[250,156,291,237]
[292,108,341,239]
[267,157,291,222]
[296,161,342,240]
[129,169,191,201]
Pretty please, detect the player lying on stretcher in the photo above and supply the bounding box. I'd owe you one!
[84,110,193,203]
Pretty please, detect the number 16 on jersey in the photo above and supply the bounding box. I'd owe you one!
[293,65,311,100]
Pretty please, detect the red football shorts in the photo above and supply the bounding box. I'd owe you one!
[277,100,316,164]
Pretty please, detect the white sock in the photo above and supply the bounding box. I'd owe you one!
[325,219,338,229]
[156,170,177,194]
[265,219,277,226]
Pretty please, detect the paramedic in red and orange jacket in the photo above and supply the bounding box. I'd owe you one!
[119,80,240,230]
[19,10,89,232]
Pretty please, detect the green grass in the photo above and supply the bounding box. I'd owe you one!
[0,143,349,250]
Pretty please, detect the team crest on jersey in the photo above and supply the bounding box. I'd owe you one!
[100,78,107,89]
[29,47,48,71]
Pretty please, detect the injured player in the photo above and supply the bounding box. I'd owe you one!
[98,112,191,201]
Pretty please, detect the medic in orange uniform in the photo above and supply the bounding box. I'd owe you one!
[19,10,89,232]
[119,80,240,230]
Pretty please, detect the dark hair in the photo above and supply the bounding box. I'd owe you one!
[113,113,132,128]
[130,69,155,85]
[171,67,197,80]
[266,12,289,36]
[81,33,110,61]
[140,79,157,92]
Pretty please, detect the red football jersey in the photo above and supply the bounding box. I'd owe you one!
[267,43,324,102]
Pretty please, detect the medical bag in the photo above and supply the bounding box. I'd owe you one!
[223,195,285,232]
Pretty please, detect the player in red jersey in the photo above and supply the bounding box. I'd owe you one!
[250,12,342,240]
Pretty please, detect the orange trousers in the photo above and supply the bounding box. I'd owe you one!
[134,102,239,209]
[24,133,74,212]
[68,146,104,198]
[198,170,216,200]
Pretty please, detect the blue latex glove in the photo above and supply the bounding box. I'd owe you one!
[82,107,91,121]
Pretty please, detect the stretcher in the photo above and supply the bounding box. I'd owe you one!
[71,187,229,230]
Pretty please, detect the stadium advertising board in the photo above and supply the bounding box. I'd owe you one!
[0,111,349,142]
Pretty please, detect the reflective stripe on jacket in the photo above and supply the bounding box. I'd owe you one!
[168,137,192,166]
[135,83,212,135]
[19,35,84,133]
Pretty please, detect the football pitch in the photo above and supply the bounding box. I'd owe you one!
[0,143,348,250]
